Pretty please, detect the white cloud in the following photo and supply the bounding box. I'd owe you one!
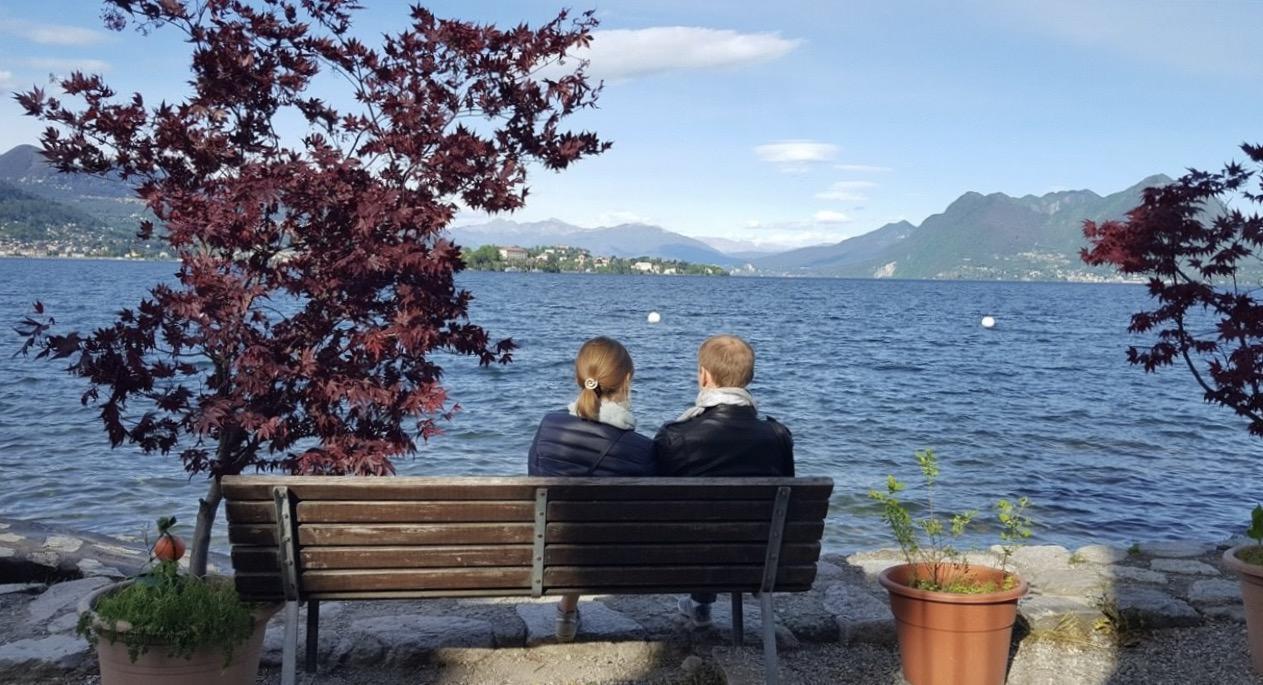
[569,27,801,81]
[756,140,838,164]
[0,20,107,46]
[833,163,892,173]
[596,210,655,226]
[815,180,878,202]
[755,139,839,173]
[23,58,111,73]
[813,210,852,224]
[0,70,14,93]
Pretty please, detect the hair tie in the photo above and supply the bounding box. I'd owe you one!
[583,378,599,391]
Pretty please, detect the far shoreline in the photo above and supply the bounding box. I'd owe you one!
[1,254,1147,287]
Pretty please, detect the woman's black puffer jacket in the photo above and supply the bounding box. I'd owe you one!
[528,410,656,477]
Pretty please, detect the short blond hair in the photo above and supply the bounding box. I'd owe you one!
[698,335,754,388]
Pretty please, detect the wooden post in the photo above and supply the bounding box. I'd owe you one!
[531,488,548,597]
[273,487,300,685]
[759,486,791,685]
[305,599,320,672]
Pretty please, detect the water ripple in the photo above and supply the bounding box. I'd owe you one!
[1,261,1260,553]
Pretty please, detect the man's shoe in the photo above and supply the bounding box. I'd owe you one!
[677,597,713,628]
[555,606,580,642]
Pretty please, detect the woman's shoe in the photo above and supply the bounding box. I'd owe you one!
[677,597,714,628]
[555,606,581,642]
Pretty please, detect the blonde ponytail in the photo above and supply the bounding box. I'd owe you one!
[573,337,634,421]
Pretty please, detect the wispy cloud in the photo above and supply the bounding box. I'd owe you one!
[23,58,111,73]
[0,19,108,46]
[815,180,878,202]
[813,210,852,224]
[833,163,892,173]
[568,27,800,81]
[755,139,838,173]
[596,210,655,226]
[740,212,869,247]
[0,69,14,93]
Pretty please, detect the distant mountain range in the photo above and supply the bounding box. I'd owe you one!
[0,142,1185,281]
[752,175,1175,281]
[447,219,743,266]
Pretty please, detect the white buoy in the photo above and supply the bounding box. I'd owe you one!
[647,311,662,324]
[981,316,996,329]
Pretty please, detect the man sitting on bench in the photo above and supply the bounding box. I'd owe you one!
[652,334,795,627]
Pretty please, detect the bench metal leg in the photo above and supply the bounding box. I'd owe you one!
[281,600,299,685]
[731,592,744,645]
[305,599,319,672]
[761,592,779,685]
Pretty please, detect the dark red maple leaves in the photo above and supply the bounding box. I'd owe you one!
[14,0,609,476]
[1082,143,1263,436]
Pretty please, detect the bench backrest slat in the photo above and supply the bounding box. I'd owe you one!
[223,476,832,601]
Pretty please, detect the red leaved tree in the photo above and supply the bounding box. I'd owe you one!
[1082,143,1263,438]
[14,0,609,575]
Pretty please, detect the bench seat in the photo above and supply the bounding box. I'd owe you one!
[223,475,833,684]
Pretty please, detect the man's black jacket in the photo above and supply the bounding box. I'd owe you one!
[652,404,794,477]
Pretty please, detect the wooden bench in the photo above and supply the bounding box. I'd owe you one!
[222,475,834,685]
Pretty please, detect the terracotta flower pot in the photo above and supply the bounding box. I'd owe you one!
[1224,544,1263,674]
[79,580,278,685]
[878,563,1028,685]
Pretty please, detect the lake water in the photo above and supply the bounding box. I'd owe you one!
[0,258,1257,553]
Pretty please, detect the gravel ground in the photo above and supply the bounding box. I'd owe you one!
[696,620,1262,685]
[15,621,1262,684]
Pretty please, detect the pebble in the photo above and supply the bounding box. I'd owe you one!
[822,582,894,645]
[814,560,849,582]
[996,545,1072,574]
[26,577,111,625]
[1186,579,1240,605]
[1074,544,1128,565]
[1106,565,1168,585]
[76,558,125,578]
[1026,567,1108,597]
[1137,541,1215,558]
[1149,558,1219,575]
[333,614,495,666]
[42,536,82,554]
[0,583,43,596]
[1109,586,1201,629]
[0,634,90,670]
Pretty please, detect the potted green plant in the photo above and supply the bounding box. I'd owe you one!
[1223,504,1263,674]
[76,517,277,685]
[869,449,1031,685]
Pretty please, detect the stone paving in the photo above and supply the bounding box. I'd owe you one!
[0,516,1256,683]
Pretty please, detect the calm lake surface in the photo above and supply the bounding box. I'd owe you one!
[0,258,1258,552]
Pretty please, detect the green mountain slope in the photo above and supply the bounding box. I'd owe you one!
[0,180,107,241]
[756,174,1175,280]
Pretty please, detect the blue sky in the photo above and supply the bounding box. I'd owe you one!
[2,1,1262,249]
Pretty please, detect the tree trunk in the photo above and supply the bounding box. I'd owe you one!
[189,476,222,578]
[189,414,243,578]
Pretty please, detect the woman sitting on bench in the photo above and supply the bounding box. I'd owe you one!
[527,336,656,641]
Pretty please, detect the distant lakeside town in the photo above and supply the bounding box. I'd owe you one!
[0,238,730,277]
[460,244,728,276]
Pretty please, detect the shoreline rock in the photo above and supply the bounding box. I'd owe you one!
[0,517,1255,684]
